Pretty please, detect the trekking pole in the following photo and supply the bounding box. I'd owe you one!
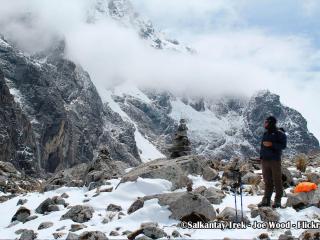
[239,172,244,222]
[234,188,238,222]
[233,171,238,222]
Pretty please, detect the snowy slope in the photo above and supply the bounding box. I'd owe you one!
[101,85,165,162]
[1,174,319,239]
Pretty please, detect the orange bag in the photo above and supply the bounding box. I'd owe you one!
[294,182,318,193]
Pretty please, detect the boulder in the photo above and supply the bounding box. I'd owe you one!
[107,204,122,212]
[144,192,216,222]
[172,230,182,238]
[79,231,108,240]
[241,172,261,185]
[17,199,28,206]
[128,223,166,240]
[66,232,79,240]
[127,198,144,214]
[258,207,280,222]
[143,226,167,239]
[38,221,54,230]
[286,188,320,210]
[299,229,320,240]
[44,163,88,191]
[202,187,226,204]
[35,198,55,214]
[202,167,219,181]
[53,232,66,239]
[11,207,31,223]
[84,148,128,189]
[70,223,87,232]
[61,193,69,198]
[61,205,94,223]
[120,155,208,190]
[109,231,119,236]
[306,172,320,184]
[217,207,250,223]
[19,230,37,240]
[281,167,293,188]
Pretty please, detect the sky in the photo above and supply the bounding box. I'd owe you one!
[0,0,319,140]
[131,0,320,139]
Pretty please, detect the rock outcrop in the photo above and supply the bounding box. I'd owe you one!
[0,37,141,174]
[120,155,207,190]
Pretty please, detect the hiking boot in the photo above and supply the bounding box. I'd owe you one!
[257,197,270,207]
[272,201,281,208]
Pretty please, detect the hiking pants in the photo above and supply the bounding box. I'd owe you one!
[261,159,283,202]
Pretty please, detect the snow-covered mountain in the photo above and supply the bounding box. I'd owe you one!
[89,0,193,52]
[0,0,319,175]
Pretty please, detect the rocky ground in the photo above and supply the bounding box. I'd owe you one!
[0,150,320,240]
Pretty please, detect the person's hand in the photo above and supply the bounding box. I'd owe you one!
[263,141,273,147]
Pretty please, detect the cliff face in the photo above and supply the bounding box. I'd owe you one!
[0,69,37,175]
[0,38,141,173]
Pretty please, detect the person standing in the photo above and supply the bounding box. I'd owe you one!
[257,116,287,208]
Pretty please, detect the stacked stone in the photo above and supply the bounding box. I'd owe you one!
[169,119,191,158]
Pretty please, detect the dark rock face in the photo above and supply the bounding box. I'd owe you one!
[0,38,141,174]
[114,93,175,156]
[244,91,319,156]
[0,69,36,174]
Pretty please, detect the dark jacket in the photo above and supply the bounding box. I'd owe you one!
[260,128,287,161]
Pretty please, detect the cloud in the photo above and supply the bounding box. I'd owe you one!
[0,0,319,140]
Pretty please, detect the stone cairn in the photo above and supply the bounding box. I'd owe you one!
[169,119,191,158]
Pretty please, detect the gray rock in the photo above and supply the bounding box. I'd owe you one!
[135,236,153,240]
[60,205,94,223]
[11,206,31,223]
[202,167,219,181]
[19,230,37,240]
[70,223,87,232]
[286,188,320,210]
[61,193,69,198]
[56,226,66,231]
[299,229,320,240]
[48,205,60,212]
[306,172,320,184]
[52,196,67,206]
[78,231,108,240]
[25,215,38,222]
[17,199,28,206]
[278,234,294,240]
[172,230,181,238]
[128,198,144,214]
[143,226,167,239]
[144,192,216,221]
[202,187,226,204]
[38,221,54,230]
[35,198,55,214]
[66,232,79,240]
[217,207,250,223]
[53,232,66,239]
[109,231,119,236]
[121,155,208,190]
[251,208,260,218]
[107,204,122,212]
[281,167,294,187]
[241,172,261,185]
[258,207,280,222]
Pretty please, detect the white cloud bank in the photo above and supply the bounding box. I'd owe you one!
[0,0,319,140]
